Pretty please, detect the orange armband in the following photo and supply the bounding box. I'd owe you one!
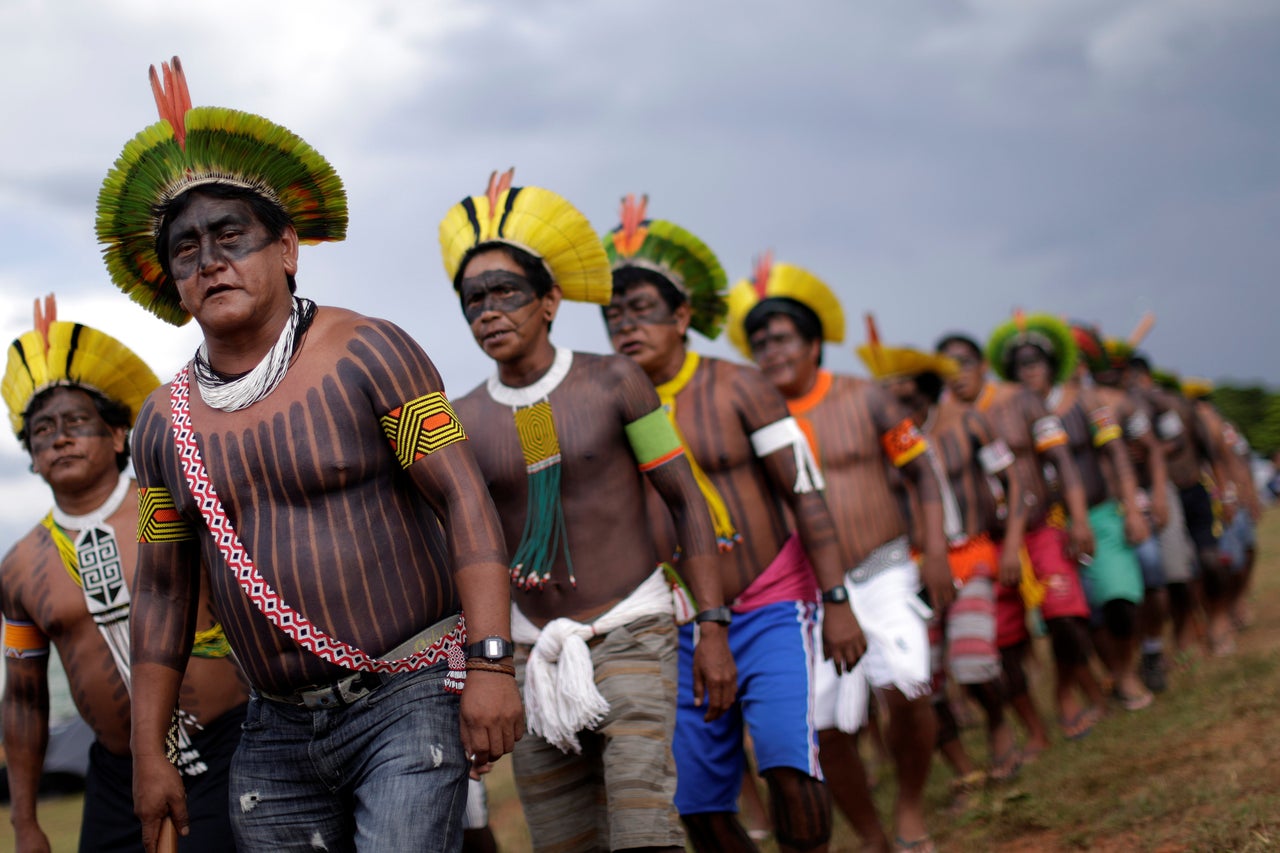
[2,619,49,659]
[881,419,928,467]
[1032,416,1068,453]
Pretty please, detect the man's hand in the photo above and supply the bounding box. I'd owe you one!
[821,603,866,675]
[134,752,188,853]
[998,544,1023,589]
[460,670,525,768]
[920,552,955,612]
[1124,509,1151,547]
[1067,521,1095,563]
[691,623,737,722]
[12,820,52,853]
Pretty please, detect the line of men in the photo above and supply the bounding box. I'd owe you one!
[0,56,1264,853]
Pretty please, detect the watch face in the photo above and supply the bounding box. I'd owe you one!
[484,638,503,658]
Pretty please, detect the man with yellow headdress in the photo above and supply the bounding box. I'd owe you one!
[727,267,951,853]
[604,207,866,853]
[97,58,522,850]
[1,296,249,851]
[441,177,732,852]
[860,322,1025,799]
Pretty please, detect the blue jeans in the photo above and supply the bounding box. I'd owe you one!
[230,665,468,852]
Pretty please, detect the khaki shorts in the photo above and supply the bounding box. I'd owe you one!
[513,613,683,852]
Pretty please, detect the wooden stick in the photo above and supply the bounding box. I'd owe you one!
[157,817,179,853]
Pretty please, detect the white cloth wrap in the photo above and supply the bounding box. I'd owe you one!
[511,568,672,754]
[978,439,1014,475]
[1156,410,1184,441]
[749,416,826,493]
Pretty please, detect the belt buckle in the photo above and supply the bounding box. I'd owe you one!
[336,673,377,705]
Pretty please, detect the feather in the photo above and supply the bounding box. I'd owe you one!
[33,294,55,353]
[1129,311,1155,347]
[752,250,774,299]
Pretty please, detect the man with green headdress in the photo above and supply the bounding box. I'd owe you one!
[2,296,250,852]
[989,313,1150,717]
[98,58,523,850]
[442,178,733,853]
[606,212,868,853]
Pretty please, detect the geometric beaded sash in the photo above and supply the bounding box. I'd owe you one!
[168,365,465,686]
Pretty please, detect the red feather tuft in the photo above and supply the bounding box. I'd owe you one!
[485,168,515,223]
[752,251,774,299]
[1013,308,1027,333]
[614,194,650,257]
[865,313,881,347]
[1128,311,1155,347]
[33,294,55,354]
[149,56,191,150]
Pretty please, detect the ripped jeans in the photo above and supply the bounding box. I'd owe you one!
[230,664,468,852]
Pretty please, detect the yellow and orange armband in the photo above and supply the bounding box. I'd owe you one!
[1032,415,1068,453]
[625,408,685,472]
[138,486,196,543]
[881,419,928,467]
[1088,407,1122,448]
[2,618,49,659]
[381,392,467,468]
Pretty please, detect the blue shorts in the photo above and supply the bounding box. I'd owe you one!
[1134,536,1165,590]
[1218,511,1256,573]
[673,600,820,816]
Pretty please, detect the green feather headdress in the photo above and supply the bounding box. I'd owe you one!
[603,195,728,339]
[96,57,348,326]
[987,311,1077,385]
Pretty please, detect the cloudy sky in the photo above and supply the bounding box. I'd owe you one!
[1,0,1277,547]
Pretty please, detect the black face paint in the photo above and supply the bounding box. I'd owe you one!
[603,289,677,336]
[167,207,275,282]
[748,326,806,359]
[458,270,538,324]
[26,400,112,453]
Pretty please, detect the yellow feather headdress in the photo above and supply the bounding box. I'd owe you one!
[855,314,958,382]
[96,56,348,326]
[724,254,845,359]
[3,295,160,437]
[438,169,612,304]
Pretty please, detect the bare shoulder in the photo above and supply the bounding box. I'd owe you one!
[0,524,52,606]
[453,378,492,421]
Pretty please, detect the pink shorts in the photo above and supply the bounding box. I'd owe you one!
[1024,524,1090,621]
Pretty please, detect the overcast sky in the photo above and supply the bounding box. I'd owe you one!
[2,0,1278,548]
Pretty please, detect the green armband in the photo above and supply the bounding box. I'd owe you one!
[626,408,685,472]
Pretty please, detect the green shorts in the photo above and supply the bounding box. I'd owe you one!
[1082,500,1144,608]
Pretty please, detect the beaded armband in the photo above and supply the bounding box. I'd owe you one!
[625,408,685,472]
[1088,407,1122,448]
[138,487,196,543]
[978,439,1015,475]
[1032,416,1068,453]
[2,619,49,659]
[1124,410,1152,440]
[881,419,928,468]
[380,392,467,468]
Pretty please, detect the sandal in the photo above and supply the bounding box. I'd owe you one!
[895,836,937,852]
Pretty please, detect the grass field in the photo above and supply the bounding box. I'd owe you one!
[7,511,1279,852]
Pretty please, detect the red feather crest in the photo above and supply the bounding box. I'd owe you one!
[613,193,649,257]
[485,168,515,224]
[33,294,55,355]
[149,56,192,150]
[752,250,774,299]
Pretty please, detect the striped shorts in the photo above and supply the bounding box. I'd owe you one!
[512,613,683,852]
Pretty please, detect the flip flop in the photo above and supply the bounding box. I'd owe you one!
[895,836,937,852]
[989,745,1022,782]
[1059,709,1094,741]
[1112,688,1153,712]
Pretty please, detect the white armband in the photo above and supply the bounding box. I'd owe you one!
[750,416,826,493]
[1156,410,1184,441]
[978,439,1015,475]
[1125,410,1152,440]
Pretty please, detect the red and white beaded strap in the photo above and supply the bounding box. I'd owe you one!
[168,366,465,685]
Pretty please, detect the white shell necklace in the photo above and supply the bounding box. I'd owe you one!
[192,297,315,412]
[51,471,130,531]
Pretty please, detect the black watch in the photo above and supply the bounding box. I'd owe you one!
[693,606,733,626]
[465,636,515,661]
[822,584,850,605]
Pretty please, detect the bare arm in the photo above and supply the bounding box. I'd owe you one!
[2,643,52,852]
[129,397,201,851]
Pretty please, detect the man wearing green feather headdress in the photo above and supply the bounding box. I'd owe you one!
[441,177,733,853]
[98,58,523,851]
[605,206,868,853]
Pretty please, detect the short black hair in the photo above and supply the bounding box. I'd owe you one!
[935,333,983,360]
[611,266,686,313]
[156,184,297,293]
[1128,354,1152,374]
[743,297,825,366]
[20,385,132,472]
[454,242,554,298]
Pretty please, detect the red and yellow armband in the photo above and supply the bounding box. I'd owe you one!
[881,419,928,467]
[625,408,685,472]
[2,618,49,659]
[381,391,467,468]
[1032,415,1068,453]
[138,486,196,543]
[1088,407,1122,447]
